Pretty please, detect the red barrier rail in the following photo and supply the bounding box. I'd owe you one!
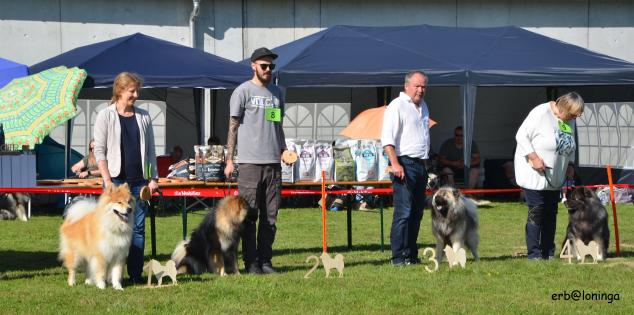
[2,184,633,197]
[3,183,631,255]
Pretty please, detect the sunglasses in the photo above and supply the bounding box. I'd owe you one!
[455,134,464,138]
[258,63,276,71]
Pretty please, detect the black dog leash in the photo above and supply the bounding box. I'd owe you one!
[542,166,555,189]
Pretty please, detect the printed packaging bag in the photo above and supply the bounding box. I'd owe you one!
[194,145,204,181]
[377,141,390,180]
[297,140,316,182]
[203,145,225,182]
[350,139,378,181]
[333,139,356,182]
[314,141,334,181]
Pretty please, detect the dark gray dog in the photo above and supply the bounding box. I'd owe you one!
[430,186,479,263]
[564,187,610,261]
[0,193,29,221]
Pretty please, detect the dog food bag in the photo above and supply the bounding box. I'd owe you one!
[333,139,356,182]
[188,158,196,174]
[297,140,316,182]
[194,145,204,181]
[314,141,334,181]
[203,145,225,182]
[167,162,190,178]
[281,139,298,183]
[377,141,390,180]
[351,139,378,181]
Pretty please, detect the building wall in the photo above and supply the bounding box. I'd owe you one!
[2,0,633,160]
[1,0,633,65]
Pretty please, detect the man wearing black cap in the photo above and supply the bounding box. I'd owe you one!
[224,47,286,274]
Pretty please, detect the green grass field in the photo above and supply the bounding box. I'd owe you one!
[1,201,633,314]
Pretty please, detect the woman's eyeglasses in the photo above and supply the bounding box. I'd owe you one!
[258,63,276,71]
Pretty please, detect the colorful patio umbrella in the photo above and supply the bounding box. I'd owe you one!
[340,105,436,140]
[0,66,86,149]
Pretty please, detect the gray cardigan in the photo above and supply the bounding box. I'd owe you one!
[93,104,158,180]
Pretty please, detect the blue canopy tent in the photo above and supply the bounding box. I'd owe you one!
[29,33,252,178]
[0,57,28,88]
[30,32,251,88]
[265,24,634,182]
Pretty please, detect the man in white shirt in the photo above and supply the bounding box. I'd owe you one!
[381,71,431,266]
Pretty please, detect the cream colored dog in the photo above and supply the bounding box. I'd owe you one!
[59,184,134,290]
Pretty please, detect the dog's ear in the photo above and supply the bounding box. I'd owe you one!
[452,188,461,199]
[570,187,584,201]
[105,183,116,194]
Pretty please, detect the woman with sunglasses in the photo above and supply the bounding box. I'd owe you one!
[514,92,584,260]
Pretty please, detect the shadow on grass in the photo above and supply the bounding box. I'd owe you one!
[273,243,436,256]
[0,250,59,273]
[609,250,634,258]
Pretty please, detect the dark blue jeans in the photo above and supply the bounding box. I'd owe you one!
[111,178,148,281]
[523,188,559,259]
[390,156,428,264]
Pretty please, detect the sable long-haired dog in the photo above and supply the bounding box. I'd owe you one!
[171,195,248,276]
[0,193,29,221]
[430,186,479,263]
[59,184,135,290]
[564,187,610,261]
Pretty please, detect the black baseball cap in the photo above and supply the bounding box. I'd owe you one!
[250,47,278,62]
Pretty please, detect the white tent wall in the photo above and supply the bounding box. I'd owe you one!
[212,86,546,159]
[56,88,200,164]
[212,87,378,145]
[200,84,632,186]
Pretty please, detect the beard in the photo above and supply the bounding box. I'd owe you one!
[255,70,272,84]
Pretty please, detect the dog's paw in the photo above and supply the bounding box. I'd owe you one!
[96,281,106,289]
[85,278,94,285]
[112,283,124,291]
[67,279,76,287]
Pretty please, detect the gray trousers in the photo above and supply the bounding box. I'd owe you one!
[237,163,282,265]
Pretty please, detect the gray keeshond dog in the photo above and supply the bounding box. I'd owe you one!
[430,186,479,263]
[0,193,29,221]
[563,187,610,261]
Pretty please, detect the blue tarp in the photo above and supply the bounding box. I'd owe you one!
[30,33,251,89]
[34,136,83,180]
[267,24,634,87]
[0,57,28,88]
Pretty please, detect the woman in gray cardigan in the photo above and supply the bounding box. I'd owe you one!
[93,72,159,283]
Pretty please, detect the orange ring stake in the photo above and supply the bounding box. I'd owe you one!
[321,170,327,254]
[606,165,620,256]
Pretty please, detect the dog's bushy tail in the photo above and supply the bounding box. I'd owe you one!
[64,199,98,223]
[172,239,207,274]
[0,209,16,220]
[171,240,189,271]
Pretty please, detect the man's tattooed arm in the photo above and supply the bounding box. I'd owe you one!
[225,116,239,161]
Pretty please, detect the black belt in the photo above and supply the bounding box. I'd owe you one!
[400,156,427,165]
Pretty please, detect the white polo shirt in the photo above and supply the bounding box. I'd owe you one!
[381,92,430,159]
